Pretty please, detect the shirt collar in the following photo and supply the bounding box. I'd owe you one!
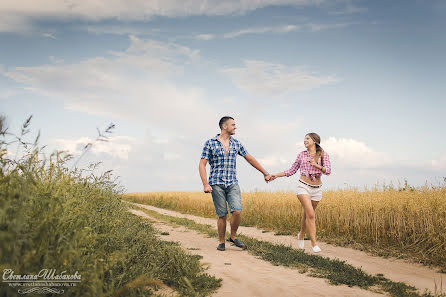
[305,149,317,156]
[214,134,234,143]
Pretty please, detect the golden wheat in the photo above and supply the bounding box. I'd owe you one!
[124,186,446,269]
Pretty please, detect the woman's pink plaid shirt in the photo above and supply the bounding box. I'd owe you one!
[285,150,331,181]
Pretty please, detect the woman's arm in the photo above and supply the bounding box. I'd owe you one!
[271,153,302,180]
[283,153,302,177]
[322,152,331,175]
[271,171,286,180]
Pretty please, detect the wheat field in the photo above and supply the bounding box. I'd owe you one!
[124,186,446,270]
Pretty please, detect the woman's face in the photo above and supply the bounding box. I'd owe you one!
[304,134,314,148]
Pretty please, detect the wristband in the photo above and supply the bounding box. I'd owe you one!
[263,172,270,176]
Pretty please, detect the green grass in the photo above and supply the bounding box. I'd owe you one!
[0,116,221,297]
[274,231,293,236]
[130,204,444,297]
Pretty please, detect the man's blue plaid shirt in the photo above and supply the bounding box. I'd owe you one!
[201,134,248,187]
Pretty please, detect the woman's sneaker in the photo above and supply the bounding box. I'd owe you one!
[217,243,225,251]
[297,232,305,249]
[312,245,321,253]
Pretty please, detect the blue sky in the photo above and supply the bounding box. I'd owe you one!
[1,0,445,192]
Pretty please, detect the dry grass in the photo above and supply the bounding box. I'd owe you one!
[124,186,446,270]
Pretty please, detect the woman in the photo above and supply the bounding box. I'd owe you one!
[271,133,331,253]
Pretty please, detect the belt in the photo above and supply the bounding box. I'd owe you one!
[299,179,322,188]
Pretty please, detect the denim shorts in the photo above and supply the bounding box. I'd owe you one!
[211,183,242,217]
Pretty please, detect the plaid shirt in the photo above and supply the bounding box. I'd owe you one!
[285,150,331,181]
[201,134,248,187]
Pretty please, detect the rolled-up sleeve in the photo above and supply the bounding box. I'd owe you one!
[322,151,331,175]
[284,153,302,177]
[201,140,211,160]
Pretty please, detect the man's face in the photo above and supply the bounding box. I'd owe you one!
[223,119,237,135]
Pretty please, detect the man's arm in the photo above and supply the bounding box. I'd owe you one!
[243,153,272,182]
[199,158,212,193]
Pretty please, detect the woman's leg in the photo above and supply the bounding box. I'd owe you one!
[312,200,319,212]
[299,210,306,239]
[297,194,317,247]
[299,200,319,239]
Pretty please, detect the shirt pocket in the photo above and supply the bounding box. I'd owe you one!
[229,147,238,156]
[212,147,224,158]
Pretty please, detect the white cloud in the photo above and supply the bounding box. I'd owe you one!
[431,154,446,169]
[49,56,64,64]
[192,23,355,41]
[223,25,299,38]
[194,34,215,40]
[153,138,169,144]
[0,0,330,33]
[0,15,33,33]
[84,25,161,36]
[41,32,56,39]
[329,2,367,15]
[323,137,392,169]
[4,35,216,136]
[163,152,181,161]
[125,35,200,61]
[221,60,339,96]
[54,135,137,160]
[307,22,354,31]
[0,89,18,99]
[258,155,289,168]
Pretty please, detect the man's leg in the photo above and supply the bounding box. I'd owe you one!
[226,184,246,248]
[211,185,229,246]
[217,215,227,243]
[230,210,241,240]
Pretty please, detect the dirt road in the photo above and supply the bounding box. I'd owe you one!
[128,202,444,296]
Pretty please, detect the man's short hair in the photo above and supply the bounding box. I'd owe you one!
[219,116,234,129]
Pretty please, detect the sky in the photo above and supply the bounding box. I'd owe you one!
[1,0,445,192]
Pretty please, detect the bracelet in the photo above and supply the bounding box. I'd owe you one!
[263,172,270,176]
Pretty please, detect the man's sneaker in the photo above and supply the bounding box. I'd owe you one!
[217,243,225,251]
[297,232,305,249]
[227,237,247,249]
[312,245,321,253]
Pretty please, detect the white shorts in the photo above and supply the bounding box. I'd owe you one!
[296,180,323,201]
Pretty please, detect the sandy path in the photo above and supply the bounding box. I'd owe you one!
[127,202,445,295]
[129,208,383,297]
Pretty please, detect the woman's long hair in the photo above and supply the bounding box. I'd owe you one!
[307,132,324,165]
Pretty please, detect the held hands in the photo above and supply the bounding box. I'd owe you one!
[264,173,278,183]
[264,174,272,183]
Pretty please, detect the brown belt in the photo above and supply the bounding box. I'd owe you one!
[299,179,322,188]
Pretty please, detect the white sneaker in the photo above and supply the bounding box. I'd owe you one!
[297,232,305,249]
[312,245,321,253]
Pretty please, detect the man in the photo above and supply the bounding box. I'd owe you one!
[199,116,272,251]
